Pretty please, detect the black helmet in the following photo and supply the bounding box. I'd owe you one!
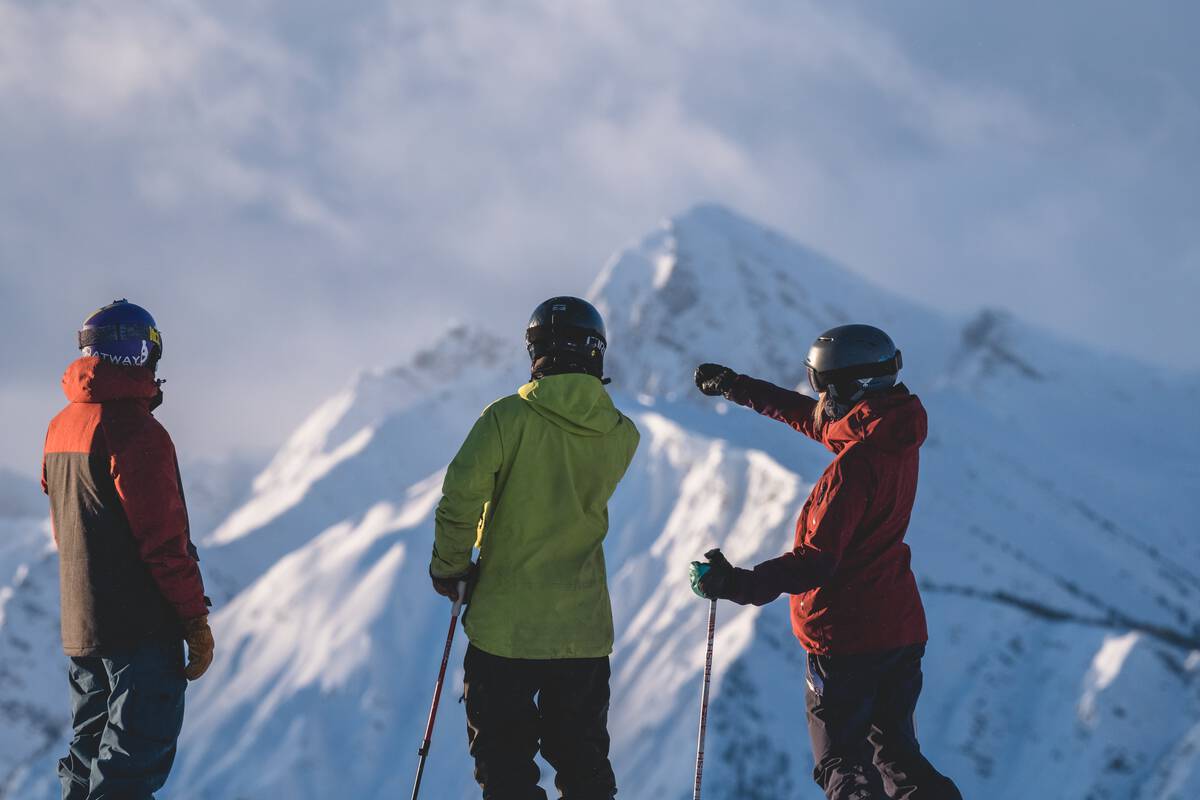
[525,296,607,380]
[805,324,902,405]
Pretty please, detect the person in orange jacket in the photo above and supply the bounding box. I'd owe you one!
[42,300,214,800]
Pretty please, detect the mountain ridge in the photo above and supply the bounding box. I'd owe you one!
[1,204,1198,799]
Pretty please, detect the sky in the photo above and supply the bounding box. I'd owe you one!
[1,0,1197,475]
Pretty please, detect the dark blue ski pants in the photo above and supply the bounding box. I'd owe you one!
[57,638,187,800]
[806,643,962,800]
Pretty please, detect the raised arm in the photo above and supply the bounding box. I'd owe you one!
[695,363,820,441]
[727,375,820,440]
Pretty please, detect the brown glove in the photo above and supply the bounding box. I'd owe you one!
[182,615,215,680]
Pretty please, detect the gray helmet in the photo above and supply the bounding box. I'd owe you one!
[805,324,903,405]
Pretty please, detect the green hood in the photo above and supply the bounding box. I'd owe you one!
[518,374,621,437]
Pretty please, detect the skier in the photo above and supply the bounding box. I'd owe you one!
[688,324,961,800]
[429,296,640,800]
[42,300,214,800]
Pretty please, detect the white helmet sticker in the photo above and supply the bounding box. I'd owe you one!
[85,339,151,366]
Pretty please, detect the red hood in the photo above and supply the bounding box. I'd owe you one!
[822,388,928,454]
[62,357,158,404]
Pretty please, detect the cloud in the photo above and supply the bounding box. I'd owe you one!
[0,0,1196,472]
[0,0,349,239]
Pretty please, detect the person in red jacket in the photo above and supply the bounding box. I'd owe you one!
[689,324,960,800]
[42,300,214,800]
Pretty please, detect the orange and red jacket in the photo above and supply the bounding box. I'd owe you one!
[725,376,929,656]
[42,357,208,656]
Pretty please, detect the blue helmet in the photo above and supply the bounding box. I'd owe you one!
[77,300,163,368]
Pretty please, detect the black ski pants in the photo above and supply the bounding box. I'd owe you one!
[463,643,617,800]
[805,642,961,800]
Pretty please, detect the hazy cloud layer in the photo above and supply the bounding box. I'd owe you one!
[1,0,1197,472]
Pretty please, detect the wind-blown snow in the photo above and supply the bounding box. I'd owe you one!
[1079,633,1140,728]
[2,205,1198,799]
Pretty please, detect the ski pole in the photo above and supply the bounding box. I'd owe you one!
[412,580,467,800]
[693,597,717,800]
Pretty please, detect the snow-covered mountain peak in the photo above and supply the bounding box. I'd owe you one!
[389,325,514,387]
[945,308,1046,385]
[206,325,515,553]
[5,207,1200,800]
[590,204,950,400]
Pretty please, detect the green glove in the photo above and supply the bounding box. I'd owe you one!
[689,548,733,600]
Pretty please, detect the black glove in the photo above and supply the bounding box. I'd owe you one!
[430,563,478,603]
[689,548,736,600]
[695,364,739,397]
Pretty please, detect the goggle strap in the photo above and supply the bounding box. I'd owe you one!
[810,350,902,391]
[526,324,607,351]
[78,323,161,350]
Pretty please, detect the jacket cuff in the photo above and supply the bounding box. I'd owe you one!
[430,557,472,580]
[182,614,210,631]
[724,374,750,404]
[177,597,210,621]
[725,566,773,606]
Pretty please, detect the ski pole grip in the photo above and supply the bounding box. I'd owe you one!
[451,580,467,616]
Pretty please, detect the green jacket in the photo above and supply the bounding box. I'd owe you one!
[430,373,640,659]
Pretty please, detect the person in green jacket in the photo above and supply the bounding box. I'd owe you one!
[430,296,640,800]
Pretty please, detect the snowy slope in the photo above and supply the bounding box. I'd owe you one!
[3,205,1199,799]
[0,470,61,800]
[0,459,260,799]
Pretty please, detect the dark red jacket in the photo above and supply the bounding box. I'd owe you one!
[725,375,929,655]
[42,358,208,656]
